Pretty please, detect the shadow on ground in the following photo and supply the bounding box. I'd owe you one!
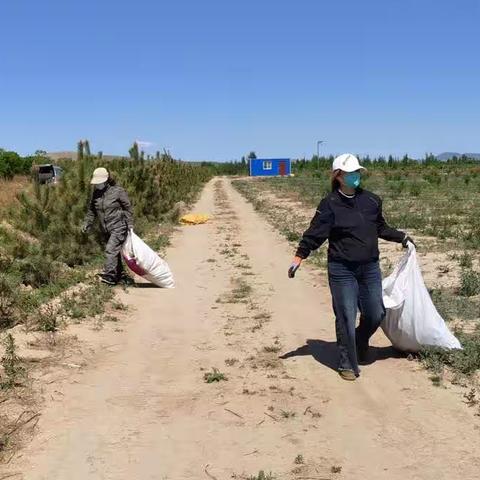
[132,283,161,289]
[280,339,404,373]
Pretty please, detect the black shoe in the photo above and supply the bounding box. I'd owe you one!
[117,273,134,286]
[99,274,117,286]
[357,345,371,365]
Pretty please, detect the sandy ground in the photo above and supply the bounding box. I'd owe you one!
[2,177,480,480]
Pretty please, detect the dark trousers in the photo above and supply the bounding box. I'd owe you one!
[328,260,385,375]
[103,228,128,280]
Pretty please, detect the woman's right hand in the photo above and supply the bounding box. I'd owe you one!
[288,256,303,278]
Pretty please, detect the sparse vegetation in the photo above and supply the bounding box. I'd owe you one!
[203,368,228,383]
[1,334,25,389]
[263,344,281,353]
[294,454,304,464]
[246,471,275,480]
[60,284,114,321]
[420,328,480,378]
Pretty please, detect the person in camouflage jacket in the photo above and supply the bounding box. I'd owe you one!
[82,167,134,285]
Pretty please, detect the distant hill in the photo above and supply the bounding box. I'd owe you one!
[436,152,480,161]
[47,151,77,161]
[47,151,127,162]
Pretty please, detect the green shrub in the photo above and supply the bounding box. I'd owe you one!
[0,150,33,179]
[16,255,59,288]
[459,270,480,297]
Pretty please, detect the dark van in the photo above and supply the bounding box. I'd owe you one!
[36,164,63,185]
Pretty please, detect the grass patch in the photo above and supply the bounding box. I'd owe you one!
[218,278,252,304]
[203,368,228,383]
[247,472,275,480]
[420,329,480,377]
[430,289,479,321]
[60,283,114,320]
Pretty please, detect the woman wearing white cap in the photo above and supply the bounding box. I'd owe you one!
[82,167,134,285]
[288,154,414,381]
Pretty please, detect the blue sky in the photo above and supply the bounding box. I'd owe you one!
[1,0,479,161]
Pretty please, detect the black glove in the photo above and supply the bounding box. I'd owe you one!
[288,262,301,278]
[402,235,416,248]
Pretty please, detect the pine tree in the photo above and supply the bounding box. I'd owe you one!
[77,141,84,161]
[129,142,140,161]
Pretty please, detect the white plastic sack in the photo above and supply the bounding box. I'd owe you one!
[121,231,175,288]
[381,244,461,352]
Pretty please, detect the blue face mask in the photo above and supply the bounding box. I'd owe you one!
[344,172,361,189]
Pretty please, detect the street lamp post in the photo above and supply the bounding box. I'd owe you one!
[316,140,324,169]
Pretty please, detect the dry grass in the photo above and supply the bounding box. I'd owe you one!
[0,177,29,211]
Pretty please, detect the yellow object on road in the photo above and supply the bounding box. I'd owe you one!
[180,214,211,225]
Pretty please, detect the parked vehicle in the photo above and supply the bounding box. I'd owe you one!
[35,164,63,185]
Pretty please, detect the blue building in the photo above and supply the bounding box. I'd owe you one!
[249,158,291,177]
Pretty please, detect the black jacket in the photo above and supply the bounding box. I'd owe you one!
[296,189,405,264]
[83,184,134,234]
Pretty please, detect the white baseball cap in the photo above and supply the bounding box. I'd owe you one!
[90,167,109,185]
[332,153,365,173]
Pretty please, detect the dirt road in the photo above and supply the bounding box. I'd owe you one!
[4,178,479,479]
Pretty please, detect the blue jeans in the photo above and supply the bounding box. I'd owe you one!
[328,260,385,375]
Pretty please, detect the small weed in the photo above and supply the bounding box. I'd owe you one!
[459,252,473,269]
[247,471,275,480]
[206,258,216,263]
[331,465,343,474]
[231,279,252,300]
[204,368,228,383]
[225,358,238,366]
[263,345,281,353]
[284,230,301,242]
[429,375,443,387]
[1,334,25,389]
[111,300,128,311]
[36,304,59,332]
[464,388,478,407]
[280,410,296,419]
[219,278,252,304]
[294,454,304,465]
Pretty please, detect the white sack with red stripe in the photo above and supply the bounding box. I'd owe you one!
[121,230,175,288]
